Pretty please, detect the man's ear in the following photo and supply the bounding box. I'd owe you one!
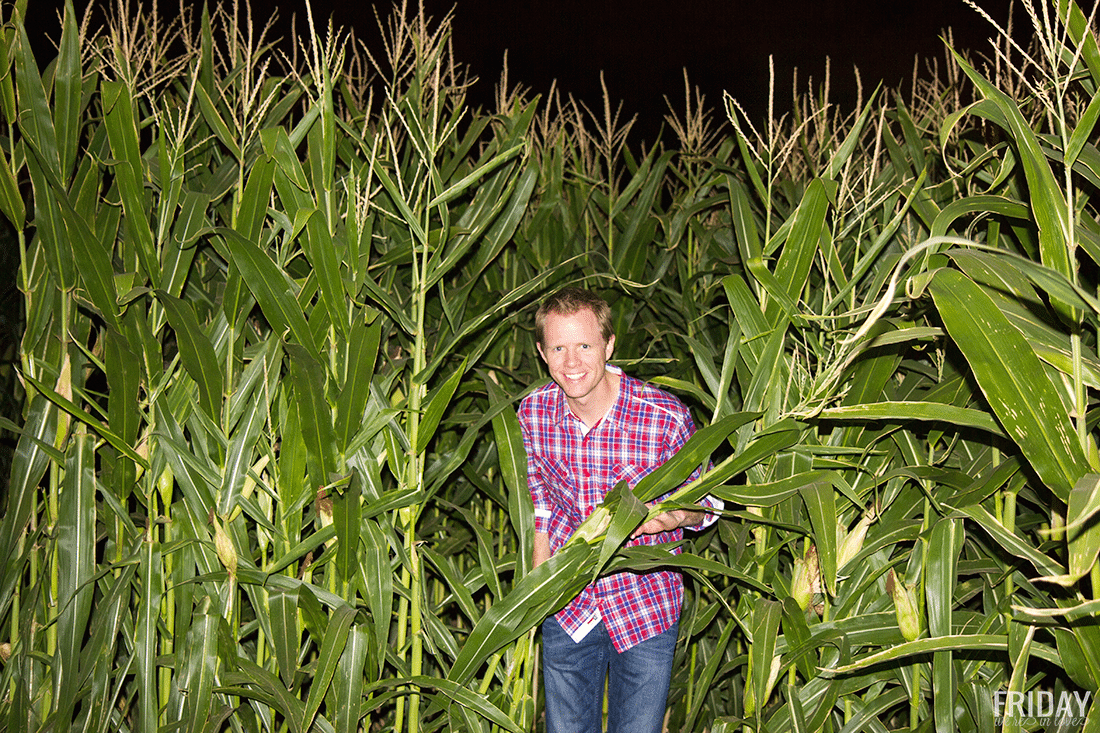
[536,342,546,363]
[604,334,615,361]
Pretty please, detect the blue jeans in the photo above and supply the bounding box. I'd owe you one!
[541,616,678,733]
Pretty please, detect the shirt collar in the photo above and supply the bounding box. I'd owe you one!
[602,366,631,434]
[551,364,630,433]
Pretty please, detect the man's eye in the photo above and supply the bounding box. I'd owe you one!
[580,344,589,349]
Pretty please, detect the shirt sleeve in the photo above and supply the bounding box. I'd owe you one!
[518,403,553,535]
[668,405,724,531]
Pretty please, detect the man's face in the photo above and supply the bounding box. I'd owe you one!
[537,308,615,403]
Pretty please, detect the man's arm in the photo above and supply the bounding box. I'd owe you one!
[630,401,722,539]
[533,531,551,567]
[518,400,555,569]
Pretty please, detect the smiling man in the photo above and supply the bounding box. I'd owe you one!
[518,286,723,733]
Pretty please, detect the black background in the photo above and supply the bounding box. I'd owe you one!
[25,0,1020,143]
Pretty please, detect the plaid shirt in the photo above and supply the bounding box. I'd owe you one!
[518,367,721,652]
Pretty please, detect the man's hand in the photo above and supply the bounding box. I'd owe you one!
[631,508,704,539]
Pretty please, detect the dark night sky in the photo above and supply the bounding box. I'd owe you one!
[30,0,1018,143]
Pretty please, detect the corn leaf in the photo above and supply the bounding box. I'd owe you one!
[102,80,159,286]
[818,401,1004,436]
[302,208,350,340]
[952,50,1076,322]
[359,520,393,681]
[930,269,1088,502]
[287,344,338,492]
[222,227,318,358]
[800,482,837,597]
[415,357,468,455]
[928,517,964,733]
[749,599,782,720]
[303,604,358,732]
[157,291,223,423]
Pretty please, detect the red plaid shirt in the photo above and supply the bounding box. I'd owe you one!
[518,367,721,652]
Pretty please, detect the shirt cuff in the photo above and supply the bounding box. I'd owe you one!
[690,497,724,530]
[533,507,552,535]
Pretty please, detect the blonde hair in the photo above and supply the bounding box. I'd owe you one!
[534,287,614,345]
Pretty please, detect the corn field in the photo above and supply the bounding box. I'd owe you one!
[5,0,1100,730]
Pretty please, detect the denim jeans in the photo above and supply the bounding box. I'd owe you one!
[541,616,678,733]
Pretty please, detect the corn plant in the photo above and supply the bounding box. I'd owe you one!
[8,0,1100,732]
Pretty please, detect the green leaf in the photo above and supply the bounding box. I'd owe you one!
[422,545,481,628]
[54,432,96,732]
[827,634,1059,675]
[633,412,757,503]
[334,319,382,455]
[728,175,762,263]
[181,613,221,733]
[217,387,267,517]
[1037,473,1100,586]
[267,588,300,688]
[222,227,318,358]
[359,520,393,681]
[818,401,1005,436]
[952,50,1076,322]
[1003,625,1036,733]
[447,542,593,685]
[0,139,25,227]
[800,482,836,597]
[332,471,361,588]
[930,195,1030,238]
[221,660,307,733]
[486,376,533,576]
[957,508,1059,578]
[928,517,964,733]
[102,80,159,286]
[287,344,338,492]
[592,480,648,582]
[105,329,141,498]
[333,626,371,733]
[15,20,59,178]
[427,142,525,208]
[303,604,357,731]
[402,676,523,733]
[370,158,428,245]
[781,597,816,681]
[0,396,55,605]
[414,357,468,455]
[684,619,736,732]
[740,318,789,427]
[302,208,350,340]
[157,291,223,423]
[194,81,243,160]
[23,373,148,470]
[766,178,831,323]
[749,600,782,720]
[1067,90,1100,169]
[236,153,276,244]
[162,190,208,298]
[930,269,1088,502]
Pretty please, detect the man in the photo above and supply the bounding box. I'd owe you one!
[517,287,722,733]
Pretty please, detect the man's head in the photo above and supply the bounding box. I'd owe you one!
[534,287,614,348]
[535,288,618,416]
